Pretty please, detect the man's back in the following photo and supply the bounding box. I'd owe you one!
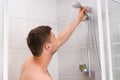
[20,56,52,80]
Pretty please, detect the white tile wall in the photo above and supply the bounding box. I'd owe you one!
[108,1,120,80]
[9,0,56,22]
[113,70,120,80]
[109,12,120,25]
[57,0,73,23]
[111,45,120,55]
[109,0,120,25]
[110,24,120,43]
[112,56,120,68]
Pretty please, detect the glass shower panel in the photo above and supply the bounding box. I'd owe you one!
[0,0,4,79]
[108,0,120,80]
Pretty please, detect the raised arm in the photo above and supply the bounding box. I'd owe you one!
[57,7,87,48]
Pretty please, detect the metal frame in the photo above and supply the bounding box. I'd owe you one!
[112,0,120,4]
[105,0,113,80]
[97,0,107,80]
[3,0,8,80]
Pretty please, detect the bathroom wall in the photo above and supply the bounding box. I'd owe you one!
[109,1,120,79]
[0,0,4,79]
[56,0,101,80]
[8,0,59,80]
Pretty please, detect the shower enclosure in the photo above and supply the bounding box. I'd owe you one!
[0,0,120,80]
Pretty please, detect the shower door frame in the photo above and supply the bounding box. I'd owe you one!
[96,0,107,80]
[97,0,114,80]
[3,0,9,80]
[104,0,114,80]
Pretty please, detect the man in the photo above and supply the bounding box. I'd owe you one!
[20,7,87,80]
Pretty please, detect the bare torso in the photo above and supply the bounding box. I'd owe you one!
[20,56,52,80]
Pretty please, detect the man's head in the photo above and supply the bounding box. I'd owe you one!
[27,25,57,57]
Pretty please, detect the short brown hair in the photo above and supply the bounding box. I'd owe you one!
[27,25,52,57]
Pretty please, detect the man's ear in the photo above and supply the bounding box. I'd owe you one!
[45,43,52,51]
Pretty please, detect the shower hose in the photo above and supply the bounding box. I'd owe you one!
[85,15,101,79]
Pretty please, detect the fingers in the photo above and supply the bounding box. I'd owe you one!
[81,6,87,13]
[77,6,87,22]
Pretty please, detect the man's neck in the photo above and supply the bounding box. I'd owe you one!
[32,52,52,73]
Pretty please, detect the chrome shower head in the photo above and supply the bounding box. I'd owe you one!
[72,1,91,13]
[72,1,82,8]
[72,1,91,20]
[112,0,120,4]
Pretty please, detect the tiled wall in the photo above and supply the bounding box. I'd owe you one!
[101,0,120,79]
[108,0,120,80]
[8,0,59,80]
[0,0,4,79]
[56,0,101,80]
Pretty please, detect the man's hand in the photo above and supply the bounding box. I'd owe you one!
[76,6,87,22]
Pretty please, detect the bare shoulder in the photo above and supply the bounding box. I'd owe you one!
[21,65,52,80]
[20,56,52,80]
[20,56,42,80]
[21,63,42,80]
[21,56,32,73]
[23,67,42,80]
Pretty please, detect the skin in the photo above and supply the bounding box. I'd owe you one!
[20,7,87,80]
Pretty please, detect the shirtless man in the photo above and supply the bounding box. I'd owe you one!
[20,7,87,80]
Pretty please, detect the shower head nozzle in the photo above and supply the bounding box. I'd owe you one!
[72,1,91,13]
[72,1,82,8]
[112,0,120,4]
